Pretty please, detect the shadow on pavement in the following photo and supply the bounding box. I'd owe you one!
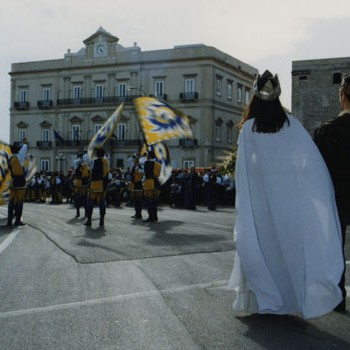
[237,313,350,350]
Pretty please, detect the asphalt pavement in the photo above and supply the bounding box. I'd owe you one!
[0,202,349,350]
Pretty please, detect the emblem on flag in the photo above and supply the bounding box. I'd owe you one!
[134,97,192,145]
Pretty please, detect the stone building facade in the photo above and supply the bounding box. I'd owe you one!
[9,27,258,173]
[292,57,350,134]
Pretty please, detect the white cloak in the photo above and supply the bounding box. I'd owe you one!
[228,116,344,319]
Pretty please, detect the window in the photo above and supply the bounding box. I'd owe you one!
[117,123,126,140]
[94,124,102,135]
[216,125,221,142]
[245,88,251,105]
[71,124,81,141]
[118,83,127,97]
[19,89,27,102]
[95,84,104,99]
[227,127,232,144]
[333,72,342,84]
[40,159,50,172]
[185,79,195,93]
[18,129,26,142]
[42,129,50,142]
[73,85,81,100]
[155,80,164,97]
[227,81,233,100]
[183,160,195,169]
[237,84,242,103]
[42,88,50,101]
[216,77,222,96]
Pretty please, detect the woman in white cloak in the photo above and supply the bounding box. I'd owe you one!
[228,70,344,319]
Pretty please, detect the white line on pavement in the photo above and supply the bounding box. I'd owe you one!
[0,280,228,319]
[0,229,19,256]
[202,223,233,229]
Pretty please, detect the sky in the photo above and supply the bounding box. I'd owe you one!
[1,0,350,143]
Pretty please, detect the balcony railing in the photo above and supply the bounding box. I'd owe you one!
[179,139,198,147]
[14,102,29,110]
[56,95,140,107]
[36,141,53,149]
[179,92,198,102]
[55,139,142,147]
[55,139,89,147]
[149,94,168,101]
[37,100,54,109]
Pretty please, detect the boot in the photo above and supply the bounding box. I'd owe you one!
[99,215,104,227]
[84,213,92,226]
[76,207,80,218]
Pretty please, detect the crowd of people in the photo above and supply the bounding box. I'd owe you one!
[21,164,235,210]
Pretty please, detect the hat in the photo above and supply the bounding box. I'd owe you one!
[254,70,281,101]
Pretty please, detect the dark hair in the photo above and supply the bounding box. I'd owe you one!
[238,95,289,133]
[340,76,350,101]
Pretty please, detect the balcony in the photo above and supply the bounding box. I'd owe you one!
[14,102,29,110]
[179,139,198,147]
[37,100,54,109]
[179,92,198,102]
[56,95,138,108]
[55,139,89,147]
[106,139,142,147]
[36,141,53,149]
[55,139,142,148]
[149,94,168,101]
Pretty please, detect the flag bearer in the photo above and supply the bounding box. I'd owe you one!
[7,139,28,226]
[143,151,161,222]
[84,148,109,227]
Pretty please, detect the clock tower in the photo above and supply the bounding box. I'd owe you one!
[83,26,120,59]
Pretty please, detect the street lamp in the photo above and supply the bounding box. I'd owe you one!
[55,153,66,172]
[127,86,147,97]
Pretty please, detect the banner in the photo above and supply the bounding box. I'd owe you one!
[134,97,192,145]
[87,103,124,159]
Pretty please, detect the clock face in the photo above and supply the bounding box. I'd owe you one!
[96,44,106,56]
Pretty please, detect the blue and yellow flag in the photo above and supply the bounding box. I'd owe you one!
[134,97,192,145]
[88,103,124,159]
[140,142,172,185]
[0,143,12,205]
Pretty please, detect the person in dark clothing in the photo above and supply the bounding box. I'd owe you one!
[84,148,109,227]
[7,140,28,226]
[184,167,198,209]
[314,75,350,312]
[74,153,90,218]
[130,156,144,219]
[143,151,161,222]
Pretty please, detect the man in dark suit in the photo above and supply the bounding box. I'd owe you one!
[315,75,350,312]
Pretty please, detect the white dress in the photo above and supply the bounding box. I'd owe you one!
[228,116,343,319]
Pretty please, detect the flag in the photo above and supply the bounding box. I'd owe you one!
[24,154,37,182]
[87,103,124,159]
[141,142,172,185]
[0,142,12,205]
[134,97,192,145]
[53,129,64,143]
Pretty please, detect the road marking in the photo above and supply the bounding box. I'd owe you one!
[0,280,228,319]
[0,229,19,256]
[202,223,233,229]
